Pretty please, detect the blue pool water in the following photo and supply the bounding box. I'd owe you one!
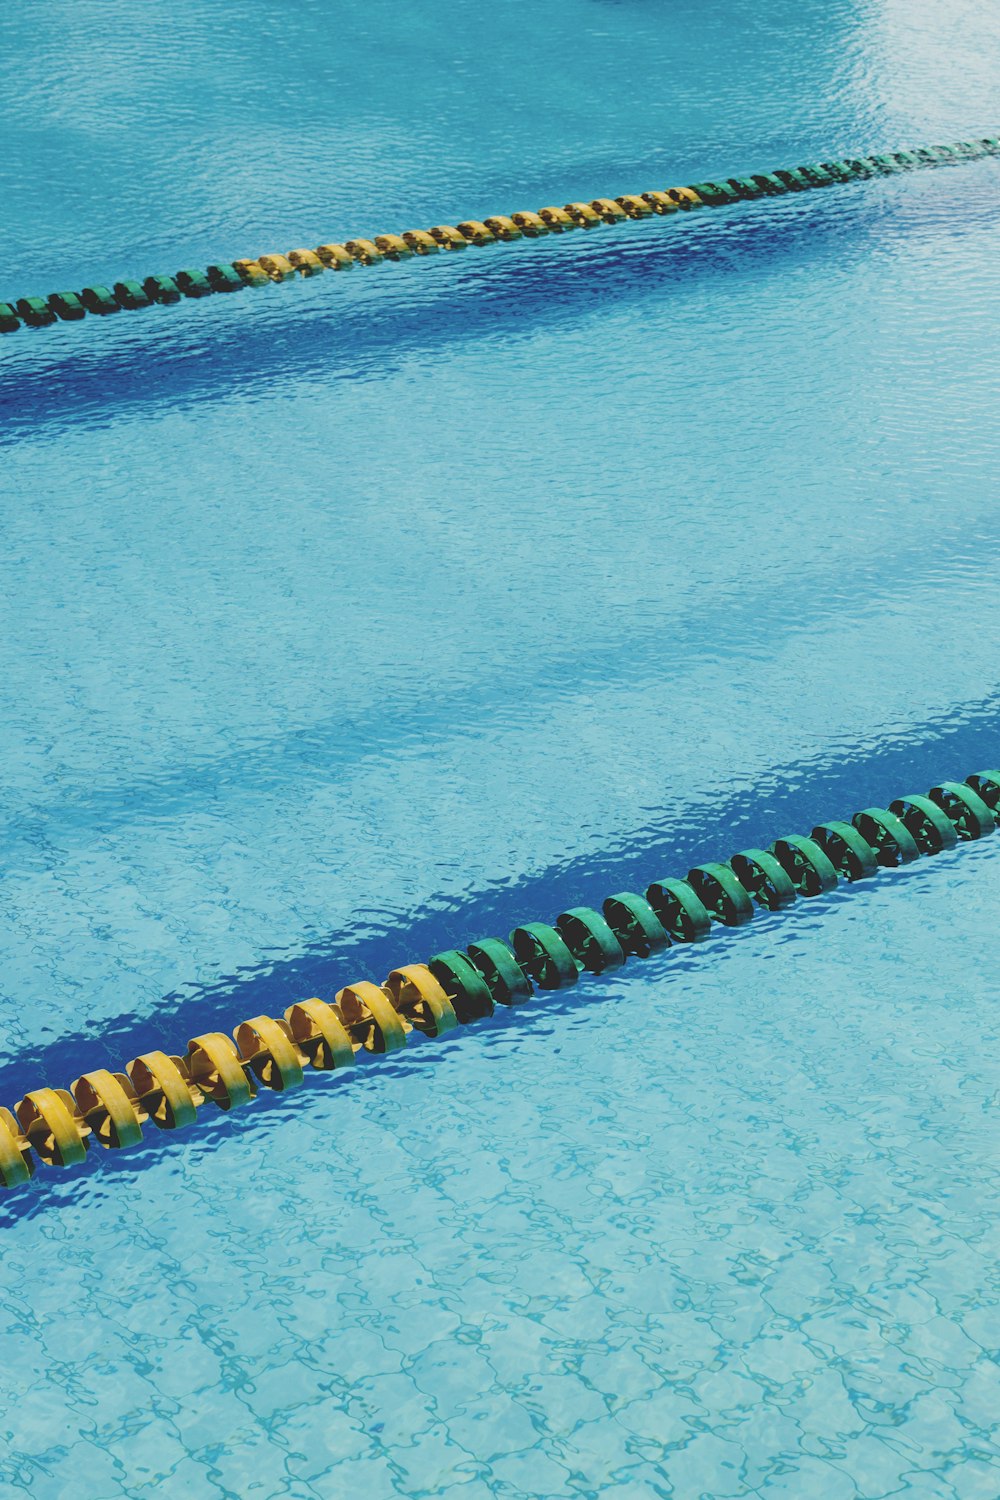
[1,1,999,1495]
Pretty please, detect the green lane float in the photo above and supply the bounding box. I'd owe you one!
[0,138,996,338]
[2,765,998,1194]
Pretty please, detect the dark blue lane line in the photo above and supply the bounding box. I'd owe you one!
[1,513,993,853]
[2,169,994,448]
[1,695,997,1121]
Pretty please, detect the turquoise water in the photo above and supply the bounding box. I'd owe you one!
[1,0,999,1495]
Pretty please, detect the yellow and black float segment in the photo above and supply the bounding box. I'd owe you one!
[3,766,999,1193]
[456,219,495,245]
[589,197,629,222]
[285,997,356,1071]
[483,215,522,241]
[538,206,576,231]
[616,195,654,219]
[127,1051,199,1130]
[343,239,385,265]
[563,201,603,227]
[0,1108,34,1188]
[3,140,996,336]
[373,235,413,261]
[401,230,440,255]
[640,191,680,215]
[256,254,297,281]
[428,225,469,249]
[384,965,458,1037]
[234,1016,304,1092]
[287,249,325,276]
[187,1033,256,1110]
[232,259,269,286]
[667,187,702,208]
[15,1089,88,1168]
[315,243,355,269]
[72,1070,144,1150]
[510,211,549,237]
[335,981,408,1053]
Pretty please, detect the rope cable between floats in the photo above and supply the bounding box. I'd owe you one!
[3,767,998,1193]
[1,139,997,337]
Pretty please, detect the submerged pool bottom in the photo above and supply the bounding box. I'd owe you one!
[2,837,998,1497]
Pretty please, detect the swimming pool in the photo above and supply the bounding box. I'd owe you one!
[2,0,999,1494]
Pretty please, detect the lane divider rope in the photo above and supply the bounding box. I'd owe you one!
[2,767,998,1193]
[1,139,997,338]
